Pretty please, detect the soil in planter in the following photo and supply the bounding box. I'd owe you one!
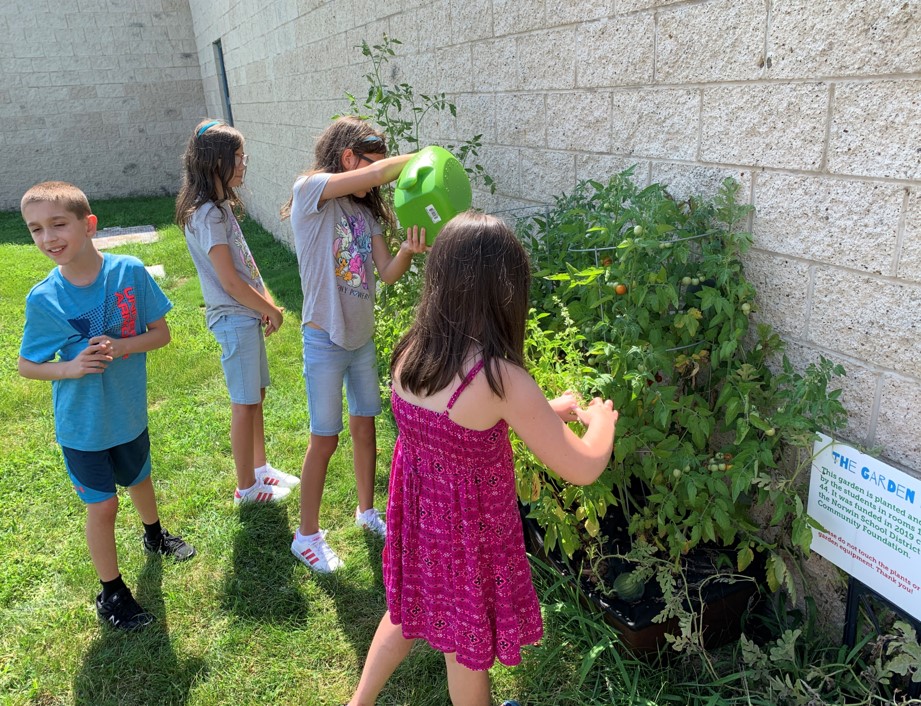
[520,503,765,655]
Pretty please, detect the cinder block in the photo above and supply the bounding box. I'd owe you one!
[897,189,920,284]
[576,154,648,185]
[753,173,903,275]
[450,0,493,42]
[517,29,576,91]
[769,0,921,78]
[546,91,610,152]
[520,149,576,203]
[829,80,921,180]
[809,268,921,378]
[576,15,654,88]
[657,0,766,83]
[497,93,546,147]
[454,93,497,143]
[701,83,828,169]
[875,374,921,473]
[435,44,472,94]
[493,0,545,36]
[547,0,609,23]
[745,250,812,339]
[610,87,699,160]
[650,163,752,204]
[471,38,518,92]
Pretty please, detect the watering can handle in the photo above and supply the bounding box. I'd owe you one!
[399,165,434,191]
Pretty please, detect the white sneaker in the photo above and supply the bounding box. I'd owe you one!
[355,507,386,539]
[233,480,291,505]
[291,530,343,573]
[257,464,300,489]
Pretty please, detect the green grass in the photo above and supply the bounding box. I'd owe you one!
[0,197,662,706]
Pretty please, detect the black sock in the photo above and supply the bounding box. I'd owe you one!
[143,519,162,544]
[101,574,127,601]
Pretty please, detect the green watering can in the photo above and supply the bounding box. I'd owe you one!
[394,146,472,246]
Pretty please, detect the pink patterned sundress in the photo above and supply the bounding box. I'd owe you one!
[383,360,544,671]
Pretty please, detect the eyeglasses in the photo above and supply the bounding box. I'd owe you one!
[357,154,376,165]
[235,153,249,167]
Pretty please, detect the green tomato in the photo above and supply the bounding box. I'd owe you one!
[633,225,644,236]
[681,276,692,286]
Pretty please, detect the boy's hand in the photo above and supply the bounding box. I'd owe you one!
[575,397,618,429]
[549,390,582,422]
[66,341,113,378]
[400,225,428,255]
[263,306,283,337]
[89,335,127,360]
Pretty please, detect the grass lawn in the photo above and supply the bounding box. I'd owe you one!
[0,197,655,706]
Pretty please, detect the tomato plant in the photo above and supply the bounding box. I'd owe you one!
[517,172,848,602]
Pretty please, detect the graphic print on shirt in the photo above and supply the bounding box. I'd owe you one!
[333,213,372,298]
[66,287,138,343]
[231,217,260,282]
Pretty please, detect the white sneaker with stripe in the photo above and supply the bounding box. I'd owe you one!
[291,529,342,573]
[257,464,300,489]
[233,479,291,505]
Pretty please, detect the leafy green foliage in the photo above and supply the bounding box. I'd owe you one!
[336,34,496,194]
[518,172,849,605]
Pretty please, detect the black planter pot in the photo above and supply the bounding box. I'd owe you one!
[520,504,764,654]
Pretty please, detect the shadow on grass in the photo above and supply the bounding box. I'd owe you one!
[220,502,312,624]
[74,554,207,706]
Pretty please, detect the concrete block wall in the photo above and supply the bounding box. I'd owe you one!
[0,0,207,211]
[185,0,920,478]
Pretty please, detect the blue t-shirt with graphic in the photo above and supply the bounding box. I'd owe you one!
[19,254,172,451]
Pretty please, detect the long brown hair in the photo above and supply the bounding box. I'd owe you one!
[280,116,395,228]
[175,119,245,228]
[392,212,532,399]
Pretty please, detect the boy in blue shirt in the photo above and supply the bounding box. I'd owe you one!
[18,181,196,632]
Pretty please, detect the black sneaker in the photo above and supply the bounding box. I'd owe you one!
[95,587,155,631]
[143,530,196,561]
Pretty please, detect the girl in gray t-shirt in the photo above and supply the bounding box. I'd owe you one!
[280,116,427,573]
[176,119,300,507]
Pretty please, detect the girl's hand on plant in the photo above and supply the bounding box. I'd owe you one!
[549,390,582,422]
[576,397,618,429]
[400,225,428,255]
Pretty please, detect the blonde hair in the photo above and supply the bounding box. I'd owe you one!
[21,181,91,219]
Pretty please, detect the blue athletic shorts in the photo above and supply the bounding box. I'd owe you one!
[210,314,271,405]
[61,427,152,504]
[302,326,381,436]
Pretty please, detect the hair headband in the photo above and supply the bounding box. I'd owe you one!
[197,120,222,137]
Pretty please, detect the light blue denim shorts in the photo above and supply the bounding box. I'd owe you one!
[210,314,270,405]
[302,326,381,436]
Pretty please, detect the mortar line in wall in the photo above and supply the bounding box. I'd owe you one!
[694,88,703,162]
[890,188,911,277]
[801,263,816,340]
[478,72,921,92]
[866,375,885,449]
[651,8,658,84]
[820,83,834,172]
[774,335,919,382]
[748,246,921,288]
[763,0,772,75]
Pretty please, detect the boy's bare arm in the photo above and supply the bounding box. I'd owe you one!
[18,341,112,380]
[208,244,283,331]
[90,316,171,360]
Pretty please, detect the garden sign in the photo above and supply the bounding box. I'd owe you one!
[808,433,921,621]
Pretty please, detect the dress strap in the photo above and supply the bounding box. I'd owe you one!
[446,360,485,411]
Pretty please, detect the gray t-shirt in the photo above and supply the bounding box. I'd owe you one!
[184,200,264,329]
[291,174,382,350]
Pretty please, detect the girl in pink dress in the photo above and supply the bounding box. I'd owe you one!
[348,212,619,706]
